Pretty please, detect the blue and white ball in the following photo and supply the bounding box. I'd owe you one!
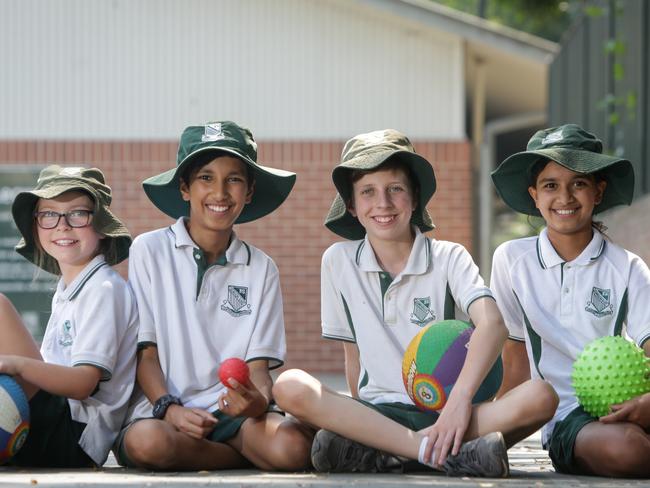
[0,375,30,463]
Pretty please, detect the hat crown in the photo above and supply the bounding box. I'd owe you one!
[341,129,415,164]
[36,165,112,205]
[529,124,602,154]
[177,121,257,166]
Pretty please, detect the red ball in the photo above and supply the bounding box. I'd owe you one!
[218,358,250,388]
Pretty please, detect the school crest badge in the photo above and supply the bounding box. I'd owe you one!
[58,320,73,347]
[542,128,564,146]
[221,285,252,317]
[410,297,435,327]
[202,123,225,142]
[585,286,614,317]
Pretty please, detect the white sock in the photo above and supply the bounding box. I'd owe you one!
[418,437,434,467]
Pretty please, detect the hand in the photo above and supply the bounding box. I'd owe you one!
[0,355,24,376]
[419,394,472,467]
[218,378,269,419]
[163,404,218,439]
[600,392,650,429]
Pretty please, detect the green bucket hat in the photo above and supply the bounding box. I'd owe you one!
[143,121,296,223]
[492,124,634,216]
[12,165,132,274]
[324,129,436,240]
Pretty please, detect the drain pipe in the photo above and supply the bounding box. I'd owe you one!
[479,112,546,278]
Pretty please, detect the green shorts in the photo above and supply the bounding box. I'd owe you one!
[547,405,597,475]
[114,405,284,468]
[357,399,439,431]
[9,390,94,468]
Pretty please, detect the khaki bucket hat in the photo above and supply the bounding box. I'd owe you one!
[324,129,436,240]
[492,124,634,216]
[12,165,132,274]
[143,121,296,223]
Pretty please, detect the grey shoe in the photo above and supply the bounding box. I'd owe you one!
[310,429,403,473]
[442,431,509,478]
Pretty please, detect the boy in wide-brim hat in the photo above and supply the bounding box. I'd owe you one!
[114,121,312,471]
[491,124,650,477]
[273,129,558,477]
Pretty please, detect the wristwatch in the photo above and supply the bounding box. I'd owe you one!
[152,394,182,419]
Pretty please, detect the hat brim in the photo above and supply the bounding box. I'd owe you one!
[325,150,436,240]
[12,184,131,274]
[491,148,634,216]
[143,147,296,223]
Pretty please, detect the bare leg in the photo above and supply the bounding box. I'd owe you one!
[573,421,650,477]
[273,369,426,460]
[226,412,313,470]
[0,294,42,398]
[466,379,558,447]
[122,419,249,470]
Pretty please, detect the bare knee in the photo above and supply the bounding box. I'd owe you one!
[576,423,650,477]
[0,293,16,315]
[600,426,650,476]
[124,421,178,469]
[527,380,558,423]
[265,420,313,471]
[273,369,319,418]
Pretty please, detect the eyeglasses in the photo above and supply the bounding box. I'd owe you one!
[34,210,94,229]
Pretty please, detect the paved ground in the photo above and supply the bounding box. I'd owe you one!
[1,375,647,487]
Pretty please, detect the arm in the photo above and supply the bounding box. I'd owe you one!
[600,341,650,429]
[423,297,508,466]
[135,345,169,404]
[137,345,217,438]
[343,342,361,398]
[496,339,530,398]
[0,355,100,400]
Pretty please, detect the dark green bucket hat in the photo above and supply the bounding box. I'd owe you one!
[325,129,436,240]
[12,165,132,274]
[143,121,296,223]
[492,124,634,216]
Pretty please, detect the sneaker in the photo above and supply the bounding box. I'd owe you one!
[310,429,403,473]
[442,431,509,478]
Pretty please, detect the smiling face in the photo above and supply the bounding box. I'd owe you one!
[528,160,606,241]
[35,191,103,283]
[180,155,254,251]
[348,166,416,244]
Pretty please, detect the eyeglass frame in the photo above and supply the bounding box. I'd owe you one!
[33,209,95,229]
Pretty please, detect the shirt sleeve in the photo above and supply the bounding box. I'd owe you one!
[71,276,134,381]
[490,243,525,341]
[321,246,356,342]
[445,243,493,315]
[127,237,157,346]
[245,258,286,369]
[625,254,650,347]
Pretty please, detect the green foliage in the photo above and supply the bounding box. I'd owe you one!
[431,0,576,41]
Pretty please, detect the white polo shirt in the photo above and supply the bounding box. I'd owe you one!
[126,218,286,420]
[491,228,650,445]
[321,228,493,405]
[40,254,138,465]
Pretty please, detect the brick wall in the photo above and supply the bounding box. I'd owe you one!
[0,139,473,373]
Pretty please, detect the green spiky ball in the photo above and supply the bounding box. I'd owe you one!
[572,336,650,417]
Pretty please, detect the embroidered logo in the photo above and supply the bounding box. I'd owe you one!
[542,128,564,146]
[221,285,252,317]
[202,123,226,142]
[58,320,73,347]
[585,287,614,317]
[410,297,435,327]
[59,167,84,177]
